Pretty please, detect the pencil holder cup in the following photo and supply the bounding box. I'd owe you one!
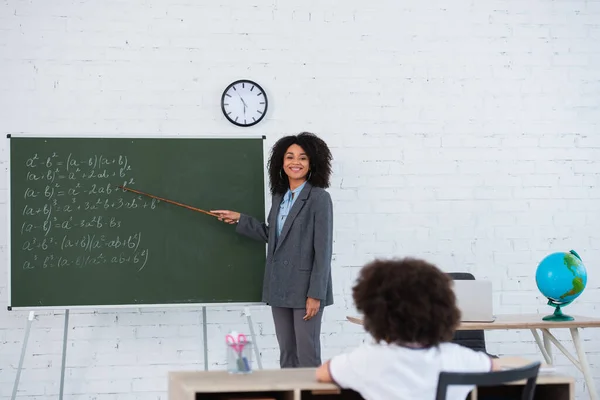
[226,340,252,374]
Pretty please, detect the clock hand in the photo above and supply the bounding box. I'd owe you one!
[235,90,248,115]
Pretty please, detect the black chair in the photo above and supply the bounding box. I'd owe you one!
[435,361,541,400]
[448,272,494,356]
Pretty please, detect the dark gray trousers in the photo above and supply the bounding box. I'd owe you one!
[271,306,323,368]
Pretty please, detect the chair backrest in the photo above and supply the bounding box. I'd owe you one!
[448,272,476,281]
[435,361,541,400]
[448,272,488,353]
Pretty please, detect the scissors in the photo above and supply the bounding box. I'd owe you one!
[226,333,248,355]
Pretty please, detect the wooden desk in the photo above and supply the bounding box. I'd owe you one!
[347,314,600,400]
[169,368,351,400]
[168,367,575,400]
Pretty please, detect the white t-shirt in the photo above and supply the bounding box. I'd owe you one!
[329,341,492,400]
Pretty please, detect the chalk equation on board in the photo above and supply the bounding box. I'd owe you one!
[16,152,158,272]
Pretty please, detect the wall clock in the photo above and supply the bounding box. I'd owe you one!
[221,79,268,127]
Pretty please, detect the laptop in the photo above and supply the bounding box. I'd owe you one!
[452,280,495,322]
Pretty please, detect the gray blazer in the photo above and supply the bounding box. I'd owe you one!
[236,182,334,309]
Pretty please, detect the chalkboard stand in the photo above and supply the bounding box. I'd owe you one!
[11,311,34,400]
[244,306,263,369]
[11,306,263,400]
[59,310,70,399]
[8,134,269,397]
[11,310,71,400]
[201,306,263,371]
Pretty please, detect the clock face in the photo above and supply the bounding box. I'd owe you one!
[221,80,268,127]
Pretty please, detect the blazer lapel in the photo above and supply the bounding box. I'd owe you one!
[276,182,312,248]
[268,193,283,256]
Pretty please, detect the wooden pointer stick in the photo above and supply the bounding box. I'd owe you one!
[117,186,221,218]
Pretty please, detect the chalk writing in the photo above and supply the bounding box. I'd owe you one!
[21,249,150,272]
[17,151,158,272]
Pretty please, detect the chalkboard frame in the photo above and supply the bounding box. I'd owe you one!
[6,133,270,310]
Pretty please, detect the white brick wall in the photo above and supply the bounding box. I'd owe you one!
[1,0,599,398]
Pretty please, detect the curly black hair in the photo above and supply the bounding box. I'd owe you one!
[267,132,333,195]
[352,258,461,348]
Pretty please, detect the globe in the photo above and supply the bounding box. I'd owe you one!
[535,250,588,321]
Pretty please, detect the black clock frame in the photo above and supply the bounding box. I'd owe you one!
[220,79,268,127]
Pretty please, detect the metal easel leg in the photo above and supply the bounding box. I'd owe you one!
[11,311,35,400]
[59,309,70,400]
[244,307,263,369]
[202,306,208,371]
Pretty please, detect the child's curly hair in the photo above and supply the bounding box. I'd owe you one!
[353,258,461,347]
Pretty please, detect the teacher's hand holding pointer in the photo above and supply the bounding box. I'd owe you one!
[212,210,240,225]
[211,132,334,369]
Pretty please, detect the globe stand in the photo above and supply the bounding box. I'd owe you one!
[542,300,574,321]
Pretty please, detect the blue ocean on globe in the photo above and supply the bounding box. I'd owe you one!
[535,250,587,305]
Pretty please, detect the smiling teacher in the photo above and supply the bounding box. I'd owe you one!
[212,132,334,368]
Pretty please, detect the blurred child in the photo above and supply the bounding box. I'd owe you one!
[316,258,500,400]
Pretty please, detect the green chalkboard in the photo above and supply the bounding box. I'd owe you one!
[9,136,266,309]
